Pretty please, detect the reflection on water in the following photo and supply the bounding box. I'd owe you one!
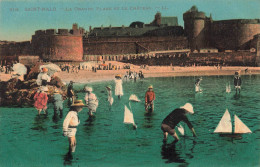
[63,151,79,166]
[143,112,154,128]
[83,116,95,135]
[161,141,186,164]
[31,115,49,132]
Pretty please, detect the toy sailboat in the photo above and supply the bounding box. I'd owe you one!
[214,109,252,136]
[226,82,231,93]
[129,94,141,102]
[177,125,185,136]
[124,105,137,129]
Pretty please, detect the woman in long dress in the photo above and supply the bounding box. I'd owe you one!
[114,74,123,99]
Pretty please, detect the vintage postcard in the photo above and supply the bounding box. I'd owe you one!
[0,0,259,166]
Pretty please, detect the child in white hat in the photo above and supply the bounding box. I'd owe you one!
[84,86,99,117]
[161,103,196,142]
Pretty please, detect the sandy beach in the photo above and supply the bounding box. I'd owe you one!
[55,62,260,83]
[1,61,260,83]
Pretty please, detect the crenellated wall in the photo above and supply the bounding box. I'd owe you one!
[31,27,84,61]
[0,9,259,66]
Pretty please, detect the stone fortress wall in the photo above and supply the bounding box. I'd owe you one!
[0,6,259,66]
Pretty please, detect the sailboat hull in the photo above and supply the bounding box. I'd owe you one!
[219,133,242,138]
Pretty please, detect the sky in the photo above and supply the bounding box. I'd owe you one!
[0,0,259,41]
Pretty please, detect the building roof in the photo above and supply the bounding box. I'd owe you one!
[161,17,178,26]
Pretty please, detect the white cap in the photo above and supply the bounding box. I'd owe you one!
[180,103,194,114]
[85,86,93,92]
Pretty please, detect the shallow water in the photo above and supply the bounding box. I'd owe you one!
[0,75,260,167]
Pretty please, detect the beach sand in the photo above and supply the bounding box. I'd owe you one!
[55,62,260,83]
[1,61,260,83]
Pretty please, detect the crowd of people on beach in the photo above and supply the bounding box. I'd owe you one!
[60,64,80,73]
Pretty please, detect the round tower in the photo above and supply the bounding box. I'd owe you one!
[183,6,206,50]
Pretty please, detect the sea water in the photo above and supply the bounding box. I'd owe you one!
[0,75,259,167]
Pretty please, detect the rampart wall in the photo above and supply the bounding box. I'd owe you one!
[211,20,260,51]
[84,36,188,55]
[0,41,31,61]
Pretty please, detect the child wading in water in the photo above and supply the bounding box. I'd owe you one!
[84,86,99,117]
[106,85,114,107]
[115,74,123,99]
[145,85,155,112]
[63,100,85,153]
[34,87,48,115]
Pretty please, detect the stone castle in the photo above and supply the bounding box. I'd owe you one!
[0,6,260,65]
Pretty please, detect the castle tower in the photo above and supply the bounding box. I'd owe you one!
[151,12,162,26]
[183,6,206,50]
[72,23,78,31]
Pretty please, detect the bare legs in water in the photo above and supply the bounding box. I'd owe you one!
[68,136,76,153]
[163,131,179,142]
[37,109,48,115]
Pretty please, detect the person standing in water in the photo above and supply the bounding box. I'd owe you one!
[145,85,155,112]
[53,89,64,118]
[195,77,202,92]
[84,86,99,117]
[161,103,197,142]
[63,100,85,153]
[115,74,123,99]
[34,87,48,115]
[234,71,242,94]
[106,85,114,106]
[67,81,75,105]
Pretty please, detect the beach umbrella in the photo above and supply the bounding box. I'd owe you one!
[40,63,61,76]
[13,63,27,75]
[26,62,44,80]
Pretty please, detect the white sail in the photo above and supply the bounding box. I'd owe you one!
[124,106,135,125]
[177,125,185,136]
[129,94,141,102]
[226,83,231,93]
[234,115,252,134]
[214,109,232,133]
